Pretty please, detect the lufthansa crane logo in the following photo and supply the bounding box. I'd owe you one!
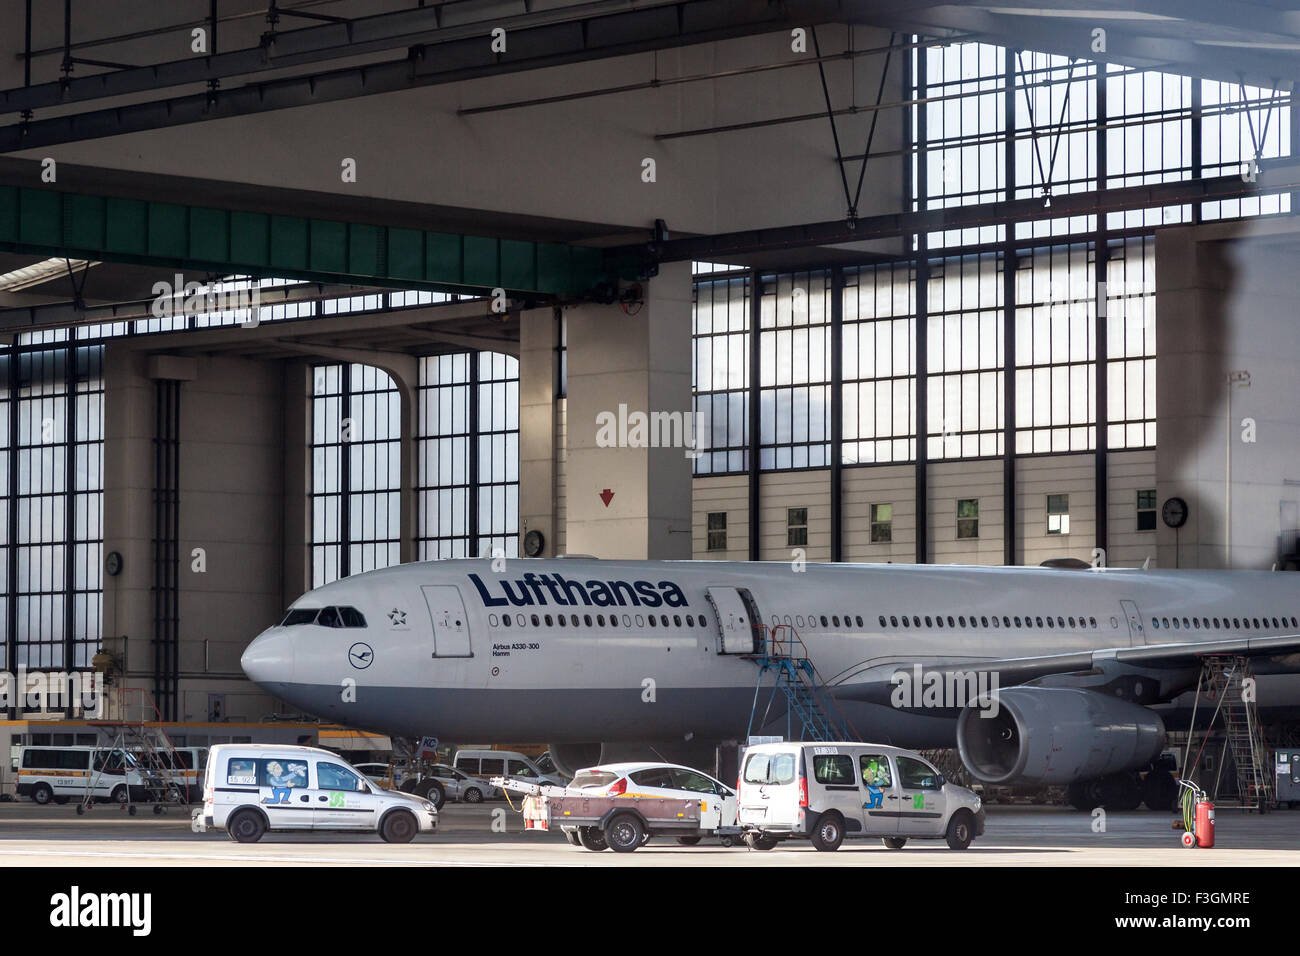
[348,643,374,670]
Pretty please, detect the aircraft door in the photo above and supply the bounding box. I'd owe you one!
[706,587,761,654]
[1120,599,1146,646]
[422,585,472,657]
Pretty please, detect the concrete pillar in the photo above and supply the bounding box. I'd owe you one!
[282,360,312,602]
[563,262,694,559]
[518,307,558,557]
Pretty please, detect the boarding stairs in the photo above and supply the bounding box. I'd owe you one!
[744,624,857,742]
[84,686,189,814]
[1196,657,1275,810]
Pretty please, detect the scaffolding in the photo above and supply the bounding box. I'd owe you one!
[1182,656,1275,811]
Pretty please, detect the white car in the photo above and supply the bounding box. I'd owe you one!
[202,745,437,844]
[568,761,739,846]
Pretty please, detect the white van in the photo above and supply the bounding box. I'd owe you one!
[738,742,984,852]
[454,749,564,787]
[201,744,438,843]
[16,746,142,805]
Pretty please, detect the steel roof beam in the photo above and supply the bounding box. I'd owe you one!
[0,0,853,151]
[637,162,1300,260]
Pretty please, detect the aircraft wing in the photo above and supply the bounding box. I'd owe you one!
[830,632,1300,702]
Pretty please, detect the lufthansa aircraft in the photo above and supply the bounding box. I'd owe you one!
[241,557,1300,805]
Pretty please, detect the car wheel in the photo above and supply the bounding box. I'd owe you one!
[882,836,908,850]
[676,835,702,846]
[380,810,418,844]
[810,812,844,851]
[31,783,53,806]
[463,787,483,804]
[111,785,128,805]
[744,831,778,851]
[227,809,267,844]
[605,814,645,853]
[417,779,445,810]
[945,809,975,850]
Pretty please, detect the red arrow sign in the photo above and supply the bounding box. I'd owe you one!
[599,489,615,507]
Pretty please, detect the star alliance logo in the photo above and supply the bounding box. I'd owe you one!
[388,608,407,627]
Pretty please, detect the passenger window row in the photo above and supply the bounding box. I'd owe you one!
[1151,615,1298,632]
[877,613,1099,631]
[490,611,711,631]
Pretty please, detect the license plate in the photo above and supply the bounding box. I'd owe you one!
[740,807,766,822]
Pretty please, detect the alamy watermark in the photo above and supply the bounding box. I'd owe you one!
[595,403,706,459]
[0,669,103,715]
[151,274,262,327]
[890,664,1001,718]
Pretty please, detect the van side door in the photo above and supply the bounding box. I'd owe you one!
[894,755,948,837]
[858,752,901,836]
[312,761,380,830]
[253,756,313,829]
[809,749,864,837]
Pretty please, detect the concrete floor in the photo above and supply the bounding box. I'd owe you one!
[0,801,1297,865]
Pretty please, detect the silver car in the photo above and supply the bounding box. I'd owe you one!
[427,764,499,803]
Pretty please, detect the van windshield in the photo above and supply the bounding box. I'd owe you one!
[743,751,796,785]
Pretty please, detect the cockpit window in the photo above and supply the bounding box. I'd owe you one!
[317,607,344,628]
[280,606,367,628]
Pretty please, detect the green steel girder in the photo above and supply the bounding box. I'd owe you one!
[0,186,611,298]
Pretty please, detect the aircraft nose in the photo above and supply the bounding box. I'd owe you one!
[241,627,296,687]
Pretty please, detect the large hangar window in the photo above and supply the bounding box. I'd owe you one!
[310,363,401,587]
[692,269,750,475]
[686,41,1292,476]
[0,343,104,672]
[415,352,519,560]
[759,271,831,470]
[842,262,915,465]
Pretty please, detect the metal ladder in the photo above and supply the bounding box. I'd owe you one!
[744,624,856,742]
[87,686,189,812]
[1197,656,1275,810]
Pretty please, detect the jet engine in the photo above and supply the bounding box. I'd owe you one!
[956,686,1165,785]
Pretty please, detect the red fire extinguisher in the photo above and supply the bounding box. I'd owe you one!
[1195,799,1215,848]
[1178,779,1214,848]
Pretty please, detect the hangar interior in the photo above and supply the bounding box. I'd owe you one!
[0,0,1297,748]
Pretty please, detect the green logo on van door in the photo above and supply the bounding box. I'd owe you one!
[912,793,925,810]
[329,791,346,808]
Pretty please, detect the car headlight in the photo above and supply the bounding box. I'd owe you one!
[421,801,435,811]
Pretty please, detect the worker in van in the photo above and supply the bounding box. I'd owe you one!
[861,756,889,810]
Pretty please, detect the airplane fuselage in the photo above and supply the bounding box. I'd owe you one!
[241,558,1300,748]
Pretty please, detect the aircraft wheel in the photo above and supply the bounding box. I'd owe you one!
[1099,773,1143,811]
[1141,771,1179,812]
[882,837,908,849]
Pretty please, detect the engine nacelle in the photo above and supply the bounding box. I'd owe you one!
[956,686,1165,785]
